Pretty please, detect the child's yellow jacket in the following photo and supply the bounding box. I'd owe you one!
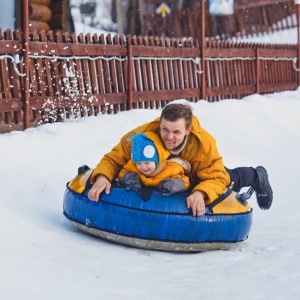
[118,132,190,190]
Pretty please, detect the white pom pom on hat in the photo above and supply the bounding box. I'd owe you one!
[131,133,159,167]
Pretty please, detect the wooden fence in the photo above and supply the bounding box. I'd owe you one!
[144,0,297,40]
[0,28,299,132]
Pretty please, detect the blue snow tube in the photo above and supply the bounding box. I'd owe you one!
[63,166,253,252]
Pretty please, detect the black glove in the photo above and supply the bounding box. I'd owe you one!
[158,178,185,196]
[122,172,142,191]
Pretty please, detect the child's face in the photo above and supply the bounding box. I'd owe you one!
[136,161,156,175]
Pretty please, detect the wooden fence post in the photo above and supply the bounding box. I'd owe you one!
[297,2,300,86]
[256,47,260,94]
[22,0,30,129]
[200,0,206,100]
[127,35,133,110]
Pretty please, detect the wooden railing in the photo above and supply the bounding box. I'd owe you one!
[0,28,299,132]
[144,0,297,40]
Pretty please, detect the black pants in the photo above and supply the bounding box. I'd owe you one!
[225,167,259,193]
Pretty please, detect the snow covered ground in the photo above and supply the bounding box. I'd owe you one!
[233,27,299,44]
[1,10,300,300]
[2,88,300,300]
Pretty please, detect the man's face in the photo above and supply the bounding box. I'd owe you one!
[159,117,191,150]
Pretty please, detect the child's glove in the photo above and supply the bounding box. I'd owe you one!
[122,172,142,191]
[158,178,185,196]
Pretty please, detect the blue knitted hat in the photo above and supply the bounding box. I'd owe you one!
[131,133,159,167]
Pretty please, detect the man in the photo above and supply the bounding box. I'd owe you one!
[88,102,273,216]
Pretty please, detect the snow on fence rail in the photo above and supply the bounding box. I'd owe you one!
[0,28,299,132]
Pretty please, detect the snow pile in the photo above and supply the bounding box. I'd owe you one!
[1,88,300,299]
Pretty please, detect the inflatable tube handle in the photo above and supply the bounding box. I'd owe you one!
[78,164,91,175]
[81,172,93,194]
[206,189,233,213]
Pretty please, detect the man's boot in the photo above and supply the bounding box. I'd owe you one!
[254,166,273,210]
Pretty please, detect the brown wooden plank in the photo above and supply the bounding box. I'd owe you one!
[77,33,90,117]
[121,35,128,112]
[89,33,100,116]
[184,39,194,101]
[259,82,298,93]
[29,41,127,57]
[219,42,227,99]
[5,30,20,124]
[224,42,232,99]
[149,36,160,106]
[62,32,78,119]
[206,85,256,97]
[265,45,271,86]
[41,30,54,97]
[0,40,22,55]
[93,34,107,114]
[132,45,200,58]
[132,88,200,102]
[106,34,119,114]
[155,37,166,102]
[243,52,250,97]
[272,46,278,84]
[68,32,84,118]
[170,38,180,90]
[0,98,22,113]
[139,36,152,109]
[101,34,114,113]
[131,36,143,109]
[29,93,127,109]
[194,39,201,101]
[259,48,297,58]
[161,37,170,104]
[166,38,175,92]
[53,31,66,122]
[33,31,47,99]
[206,48,256,58]
[28,31,41,123]
[237,42,245,97]
[138,36,150,108]
[0,50,11,99]
[12,30,23,124]
[206,41,214,102]
[115,35,126,112]
[85,33,98,116]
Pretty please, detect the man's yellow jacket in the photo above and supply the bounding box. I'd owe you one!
[91,115,230,204]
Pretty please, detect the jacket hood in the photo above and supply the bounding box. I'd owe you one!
[142,132,171,165]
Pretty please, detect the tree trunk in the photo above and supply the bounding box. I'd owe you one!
[116,0,124,35]
[127,0,142,35]
[176,0,185,10]
[111,0,117,23]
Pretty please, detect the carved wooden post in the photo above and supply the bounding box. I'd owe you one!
[256,47,260,94]
[200,0,206,100]
[127,35,133,110]
[22,0,30,129]
[297,1,300,86]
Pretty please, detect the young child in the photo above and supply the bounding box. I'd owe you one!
[118,132,190,196]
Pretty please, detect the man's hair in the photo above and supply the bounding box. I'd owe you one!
[160,103,193,129]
